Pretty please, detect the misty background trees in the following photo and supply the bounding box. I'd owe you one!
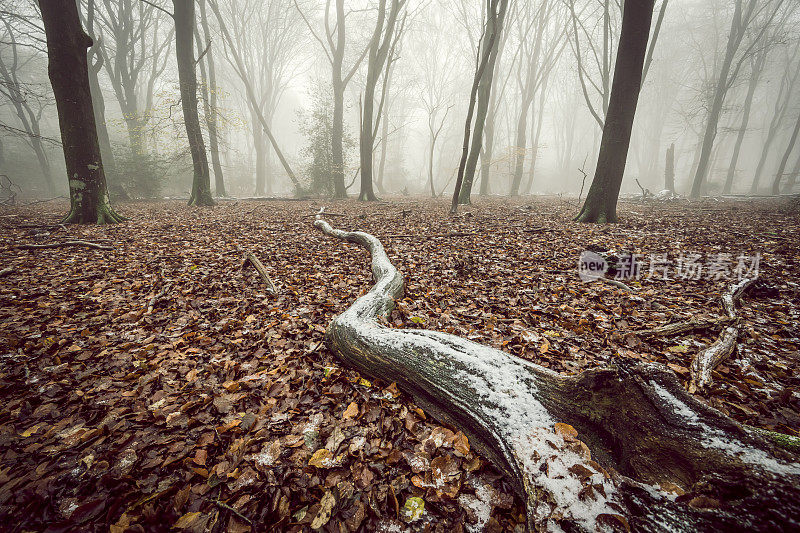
[2,0,800,206]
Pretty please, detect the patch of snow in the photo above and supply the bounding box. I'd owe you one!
[458,477,494,533]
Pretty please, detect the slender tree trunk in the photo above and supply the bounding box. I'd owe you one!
[771,112,800,194]
[724,53,765,194]
[198,0,225,197]
[38,0,123,223]
[331,80,347,198]
[509,95,531,196]
[252,104,266,196]
[359,85,378,201]
[690,1,743,198]
[665,143,675,192]
[377,108,389,194]
[523,79,548,195]
[781,148,800,193]
[173,0,213,206]
[576,0,655,223]
[456,0,508,206]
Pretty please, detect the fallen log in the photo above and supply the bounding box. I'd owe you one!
[636,317,732,338]
[689,277,756,392]
[314,217,800,532]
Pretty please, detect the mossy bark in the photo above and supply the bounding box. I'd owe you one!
[39,0,124,224]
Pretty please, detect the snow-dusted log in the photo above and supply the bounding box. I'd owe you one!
[314,218,800,532]
[689,277,756,392]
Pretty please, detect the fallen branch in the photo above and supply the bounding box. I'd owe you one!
[0,267,14,278]
[16,240,113,250]
[242,252,277,294]
[314,218,800,532]
[212,499,254,527]
[689,277,756,392]
[147,282,173,314]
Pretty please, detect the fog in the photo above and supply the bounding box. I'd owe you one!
[2,0,799,200]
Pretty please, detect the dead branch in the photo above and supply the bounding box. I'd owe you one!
[0,267,14,278]
[689,277,757,392]
[17,240,114,250]
[242,252,277,294]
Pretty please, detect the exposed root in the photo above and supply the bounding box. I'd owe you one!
[636,317,732,338]
[313,218,800,532]
[688,278,756,392]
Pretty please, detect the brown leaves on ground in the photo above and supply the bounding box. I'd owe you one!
[0,196,798,532]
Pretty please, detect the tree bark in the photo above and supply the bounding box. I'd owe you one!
[38,0,123,224]
[723,50,765,194]
[173,0,213,207]
[315,218,800,532]
[576,0,655,223]
[456,0,508,206]
[198,0,226,197]
[690,0,747,198]
[665,143,675,192]
[770,112,800,195]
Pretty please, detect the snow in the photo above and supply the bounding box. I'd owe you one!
[458,477,494,533]
[651,380,800,476]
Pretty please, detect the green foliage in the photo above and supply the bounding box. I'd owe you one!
[114,147,167,199]
[297,81,354,195]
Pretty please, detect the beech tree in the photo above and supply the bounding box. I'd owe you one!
[357,0,406,201]
[173,0,213,206]
[575,0,655,223]
[450,0,509,212]
[38,0,123,223]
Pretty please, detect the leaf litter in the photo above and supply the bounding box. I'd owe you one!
[0,197,798,531]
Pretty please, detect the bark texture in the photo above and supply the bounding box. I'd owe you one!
[575,0,654,223]
[39,0,123,224]
[173,0,214,207]
[314,218,800,532]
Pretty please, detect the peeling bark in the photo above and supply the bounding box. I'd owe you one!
[314,218,800,532]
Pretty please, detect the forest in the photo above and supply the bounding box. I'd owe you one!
[0,0,799,531]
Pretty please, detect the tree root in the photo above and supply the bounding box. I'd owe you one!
[688,278,756,392]
[313,217,800,532]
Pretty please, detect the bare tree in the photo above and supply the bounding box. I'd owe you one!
[689,0,789,198]
[196,0,225,197]
[0,6,56,194]
[508,0,566,196]
[358,0,407,201]
[575,0,656,223]
[92,0,172,156]
[451,0,509,211]
[208,0,302,194]
[295,0,373,198]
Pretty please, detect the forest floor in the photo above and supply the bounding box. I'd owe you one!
[0,196,798,532]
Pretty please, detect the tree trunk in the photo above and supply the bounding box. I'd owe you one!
[359,86,378,201]
[523,78,548,195]
[689,1,742,199]
[315,218,800,532]
[457,0,507,206]
[253,107,267,197]
[724,52,765,194]
[39,0,123,224]
[173,0,213,207]
[331,80,347,198]
[665,143,675,192]
[781,149,800,193]
[576,0,655,223]
[770,112,800,194]
[198,0,226,197]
